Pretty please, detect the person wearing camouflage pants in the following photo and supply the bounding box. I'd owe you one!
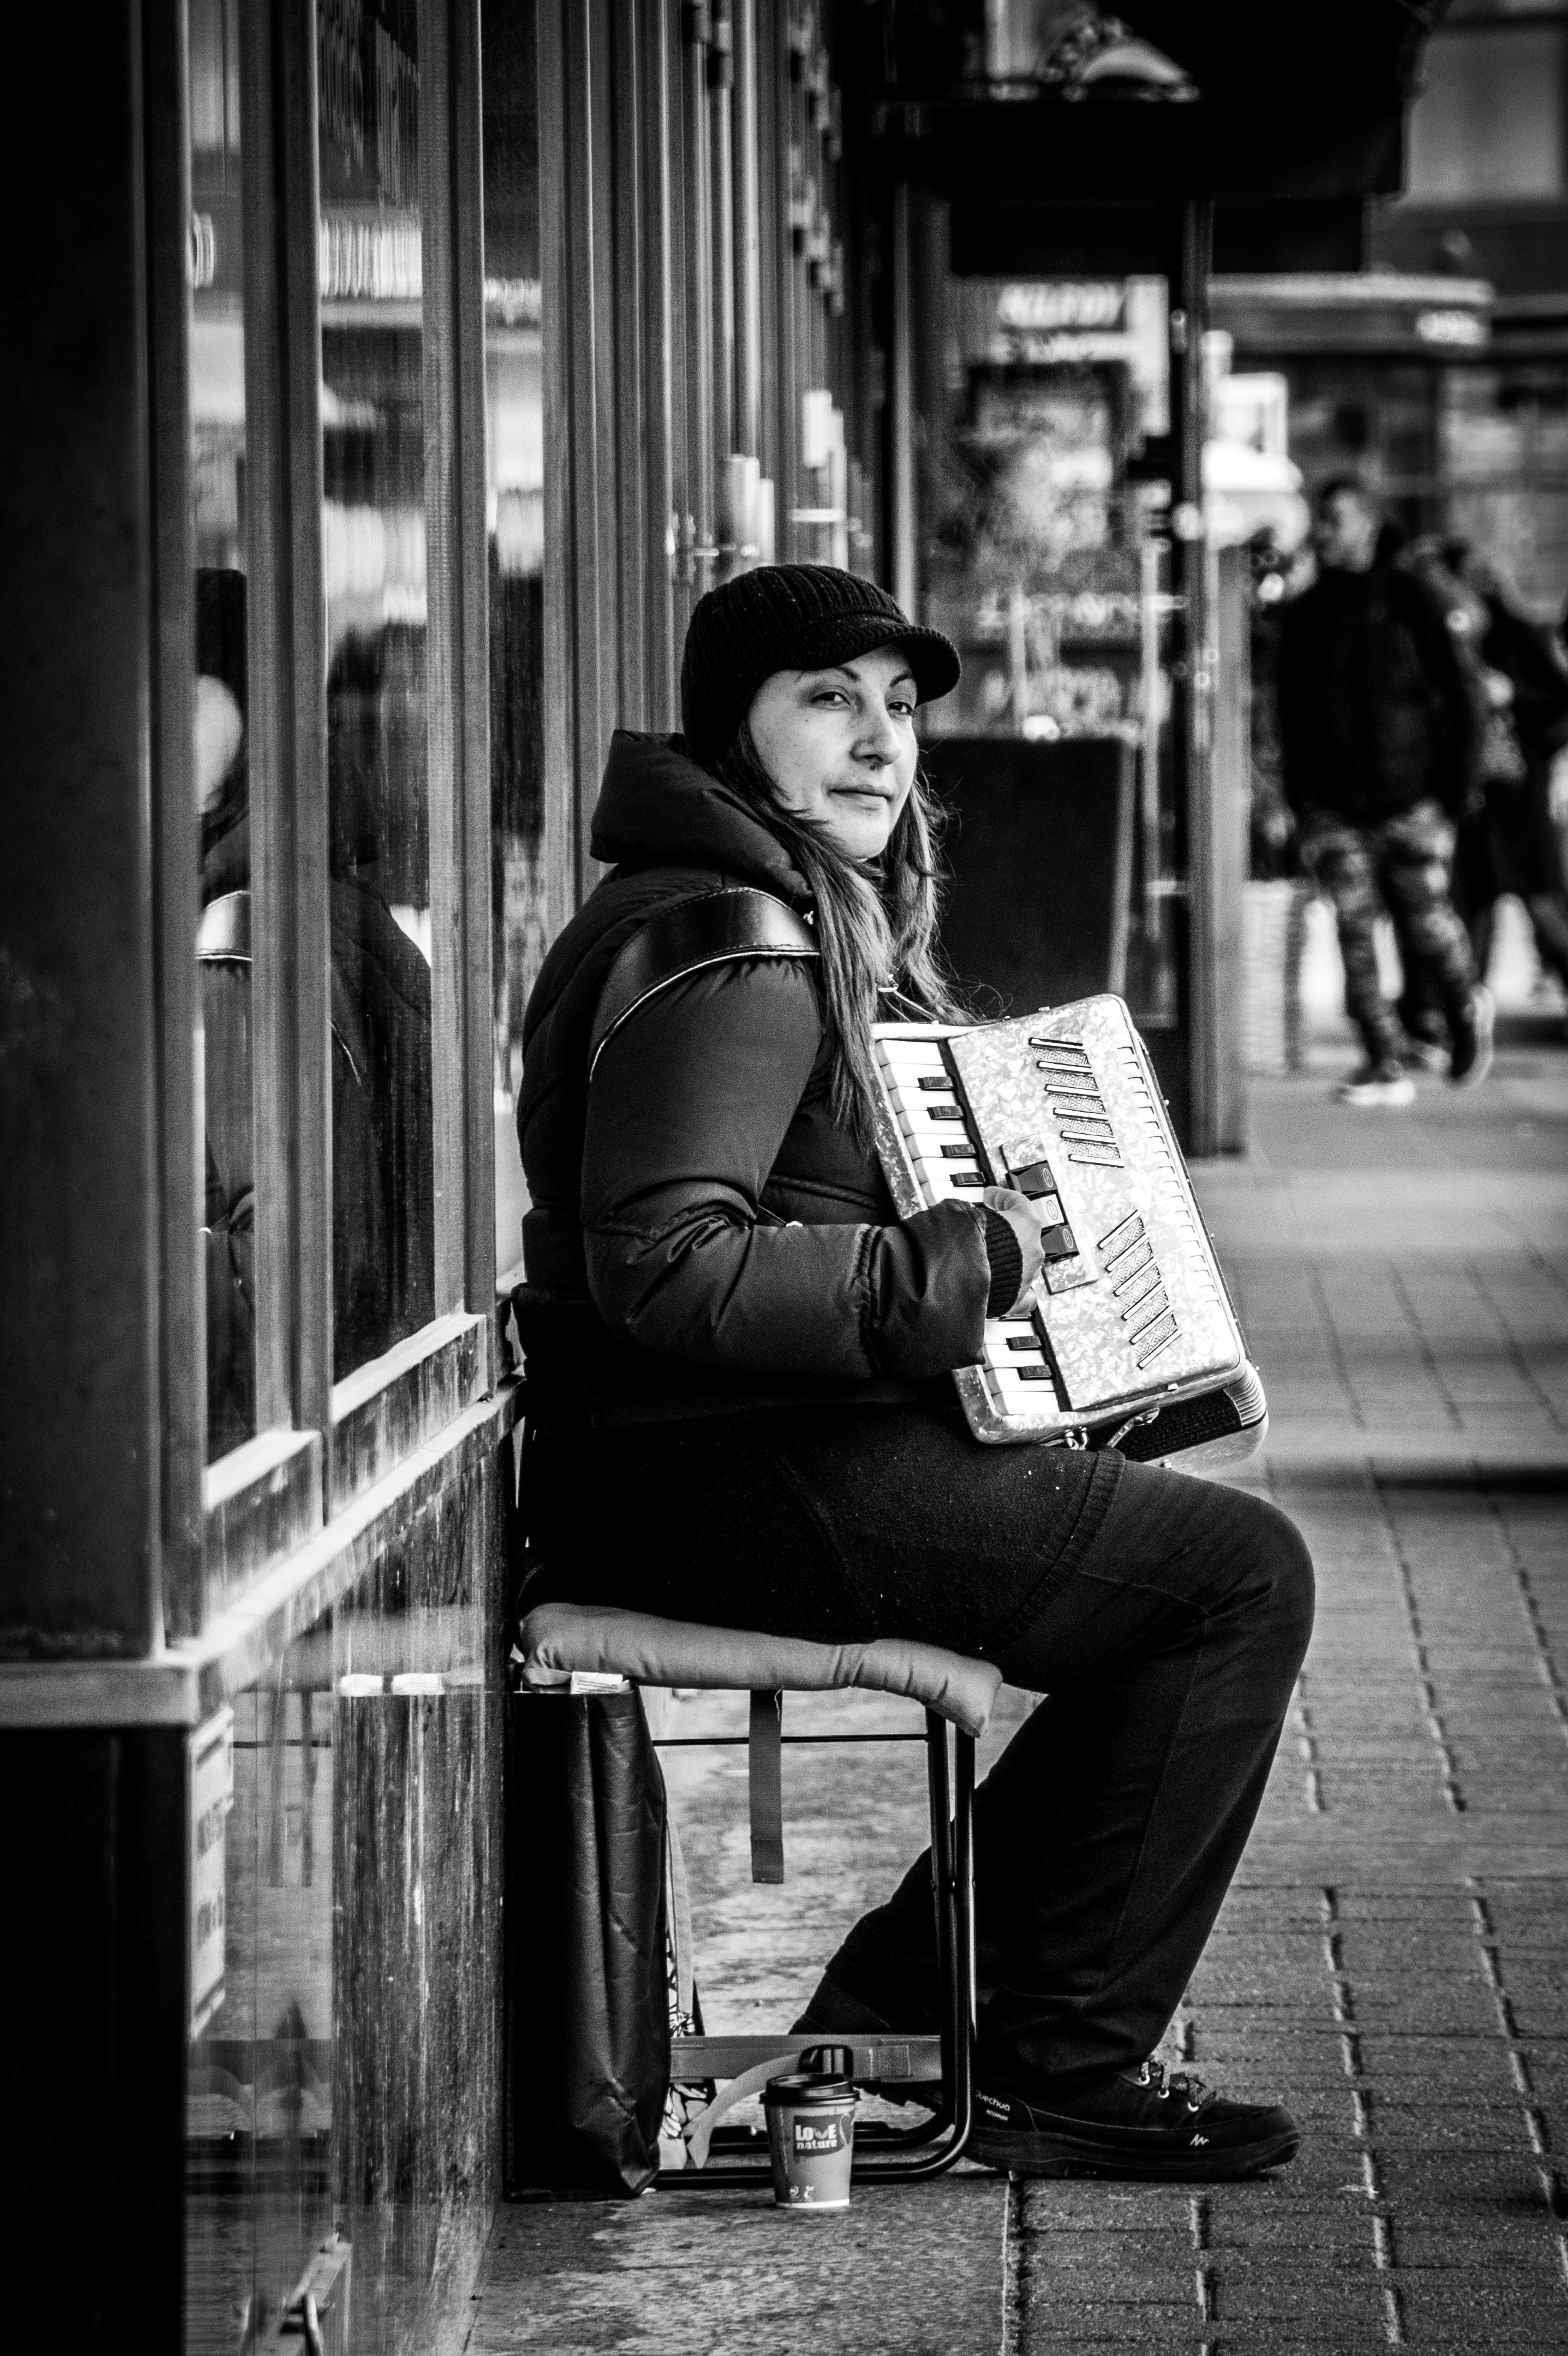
[1298,800,1479,1074]
[1277,479,1492,1105]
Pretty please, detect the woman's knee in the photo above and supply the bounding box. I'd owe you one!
[1235,1492,1315,1651]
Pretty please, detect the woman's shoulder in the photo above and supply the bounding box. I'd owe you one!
[589,883,820,1076]
[528,861,730,1007]
[523,860,819,1063]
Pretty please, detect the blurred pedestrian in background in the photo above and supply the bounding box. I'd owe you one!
[1276,478,1491,1107]
[1442,543,1568,1033]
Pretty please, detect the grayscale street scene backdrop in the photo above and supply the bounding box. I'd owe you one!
[2,4,1567,2349]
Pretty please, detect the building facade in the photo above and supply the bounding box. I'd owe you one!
[1,2,879,2345]
[1215,0,1568,618]
[1,4,1442,2346]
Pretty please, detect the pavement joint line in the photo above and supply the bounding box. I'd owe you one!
[1000,2172,1026,2356]
[1375,1483,1467,1815]
[1462,1254,1568,1435]
[1385,1261,1466,1433]
[1515,1225,1568,1320]
[1324,1889,1409,2345]
[1303,1260,1369,1432]
[1188,2194,1216,2330]
[1465,1883,1568,2244]
[1484,1489,1568,1750]
[1292,1675,1326,1815]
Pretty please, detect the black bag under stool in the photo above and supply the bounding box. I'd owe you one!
[504,1682,671,2196]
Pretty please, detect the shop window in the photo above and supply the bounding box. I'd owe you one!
[190,0,258,1463]
[482,0,546,1278]
[918,269,1181,1028]
[319,0,437,1381]
[168,0,500,1627]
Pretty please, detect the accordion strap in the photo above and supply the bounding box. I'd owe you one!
[588,885,819,1079]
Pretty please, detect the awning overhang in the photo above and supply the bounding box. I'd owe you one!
[884,1,1455,274]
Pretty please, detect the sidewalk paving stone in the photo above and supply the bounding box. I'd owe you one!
[467,1039,1568,2352]
[471,2178,1010,2356]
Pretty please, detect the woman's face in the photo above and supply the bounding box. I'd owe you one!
[746,643,919,862]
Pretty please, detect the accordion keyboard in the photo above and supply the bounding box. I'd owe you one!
[871,996,1257,1451]
[874,1030,1064,1420]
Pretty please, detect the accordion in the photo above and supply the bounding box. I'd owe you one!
[872,995,1267,1468]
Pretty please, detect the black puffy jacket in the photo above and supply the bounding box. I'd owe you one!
[513,732,994,1428]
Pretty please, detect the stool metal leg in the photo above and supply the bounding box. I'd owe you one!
[670,1713,979,2188]
[928,1710,957,2096]
[853,1710,961,2155]
[843,1715,951,2158]
[851,1722,976,2184]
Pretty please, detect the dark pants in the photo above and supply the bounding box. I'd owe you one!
[525,1406,1315,2094]
[830,1459,1314,2090]
[1300,798,1476,1064]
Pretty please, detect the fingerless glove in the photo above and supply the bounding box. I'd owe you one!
[981,1207,1025,1319]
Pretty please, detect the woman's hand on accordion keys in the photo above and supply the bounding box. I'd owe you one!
[979,1186,1050,1319]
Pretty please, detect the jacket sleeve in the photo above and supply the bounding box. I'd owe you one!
[580,955,992,1380]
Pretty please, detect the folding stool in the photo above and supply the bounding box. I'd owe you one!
[517,1597,998,2186]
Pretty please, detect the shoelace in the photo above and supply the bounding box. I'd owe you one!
[1133,2058,1207,2113]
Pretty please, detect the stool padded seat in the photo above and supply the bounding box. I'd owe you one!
[519,1602,1002,1738]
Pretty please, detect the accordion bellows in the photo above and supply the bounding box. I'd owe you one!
[873,995,1268,1466]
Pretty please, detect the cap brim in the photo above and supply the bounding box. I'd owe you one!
[773,613,961,705]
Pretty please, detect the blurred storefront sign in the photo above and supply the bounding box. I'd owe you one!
[1211,273,1493,359]
[954,276,1169,439]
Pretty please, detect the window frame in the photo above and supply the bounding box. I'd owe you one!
[147,0,205,1638]
[177,0,884,1625]
[157,0,499,1639]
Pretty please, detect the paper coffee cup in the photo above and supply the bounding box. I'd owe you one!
[763,2072,857,2212]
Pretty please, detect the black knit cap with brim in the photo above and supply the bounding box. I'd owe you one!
[680,563,961,767]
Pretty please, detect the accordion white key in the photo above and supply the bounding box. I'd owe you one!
[873,995,1268,1468]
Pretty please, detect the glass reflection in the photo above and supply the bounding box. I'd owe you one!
[185,1678,334,2350]
[319,0,435,1379]
[921,273,1180,1024]
[191,0,257,1459]
[481,0,545,1278]
[183,1534,498,2351]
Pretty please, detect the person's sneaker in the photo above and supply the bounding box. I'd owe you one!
[1398,1034,1448,1073]
[972,2059,1299,2181]
[1448,983,1495,1087]
[1334,1060,1415,1108]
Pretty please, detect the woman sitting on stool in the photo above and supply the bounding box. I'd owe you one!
[515,563,1314,2182]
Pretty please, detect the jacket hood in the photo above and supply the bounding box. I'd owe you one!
[588,730,810,906]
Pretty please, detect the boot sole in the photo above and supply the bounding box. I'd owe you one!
[972,2123,1300,2181]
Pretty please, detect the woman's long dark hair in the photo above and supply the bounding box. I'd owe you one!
[713,724,968,1143]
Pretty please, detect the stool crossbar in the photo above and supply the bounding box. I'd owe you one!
[517,1599,996,2187]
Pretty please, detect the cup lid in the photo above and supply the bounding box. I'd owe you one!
[763,2072,856,2104]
